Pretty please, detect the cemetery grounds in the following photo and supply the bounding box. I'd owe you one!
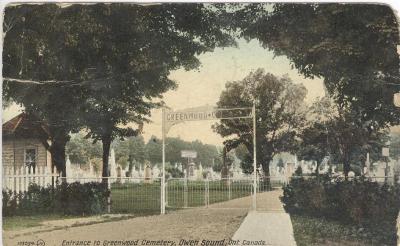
[3,179,282,245]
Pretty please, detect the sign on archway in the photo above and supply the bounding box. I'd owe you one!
[160,104,257,214]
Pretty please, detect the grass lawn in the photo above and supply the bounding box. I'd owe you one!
[291,214,398,246]
[3,180,265,231]
[3,214,79,231]
[110,180,256,214]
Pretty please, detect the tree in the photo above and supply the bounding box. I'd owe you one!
[232,143,254,173]
[3,3,235,178]
[113,136,146,172]
[299,97,390,176]
[144,136,222,170]
[145,136,163,165]
[239,4,400,130]
[66,133,102,165]
[3,5,88,176]
[190,140,221,168]
[213,69,307,177]
[62,3,235,178]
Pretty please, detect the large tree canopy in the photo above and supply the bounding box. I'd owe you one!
[213,69,307,176]
[144,136,222,169]
[238,3,400,129]
[3,5,87,175]
[3,3,235,176]
[299,97,389,176]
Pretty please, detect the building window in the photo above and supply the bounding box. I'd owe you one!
[25,148,37,170]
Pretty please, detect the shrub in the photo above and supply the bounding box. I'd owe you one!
[3,182,110,217]
[54,182,109,215]
[2,190,18,216]
[18,183,55,215]
[281,177,400,227]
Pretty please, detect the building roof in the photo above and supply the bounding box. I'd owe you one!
[2,113,51,139]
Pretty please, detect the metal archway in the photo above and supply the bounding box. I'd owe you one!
[160,103,257,214]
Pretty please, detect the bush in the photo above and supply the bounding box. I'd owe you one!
[18,184,55,215]
[282,177,400,227]
[2,190,18,216]
[3,182,110,217]
[54,182,109,215]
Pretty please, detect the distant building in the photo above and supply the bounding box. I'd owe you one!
[2,113,52,173]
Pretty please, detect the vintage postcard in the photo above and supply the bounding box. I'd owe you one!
[1,2,400,246]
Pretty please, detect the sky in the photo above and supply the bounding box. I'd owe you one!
[2,38,326,146]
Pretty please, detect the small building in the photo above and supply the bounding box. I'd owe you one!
[2,113,52,173]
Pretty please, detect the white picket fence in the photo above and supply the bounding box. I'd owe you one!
[2,166,59,193]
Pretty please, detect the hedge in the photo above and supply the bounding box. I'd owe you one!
[3,182,109,217]
[281,176,400,226]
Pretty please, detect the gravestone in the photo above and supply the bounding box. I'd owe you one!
[131,165,139,177]
[187,162,196,180]
[364,153,371,176]
[177,163,183,172]
[116,166,122,183]
[285,162,295,177]
[153,165,160,178]
[109,149,117,178]
[66,155,72,179]
[144,163,152,183]
[197,163,203,180]
[139,164,143,177]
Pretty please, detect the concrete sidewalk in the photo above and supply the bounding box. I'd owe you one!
[232,211,296,246]
[232,190,296,246]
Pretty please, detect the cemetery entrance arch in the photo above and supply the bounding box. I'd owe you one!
[160,105,257,214]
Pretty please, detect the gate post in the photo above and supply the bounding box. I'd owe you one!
[204,177,209,207]
[204,178,207,207]
[165,180,168,207]
[161,107,166,214]
[252,102,257,210]
[228,176,231,200]
[184,175,188,208]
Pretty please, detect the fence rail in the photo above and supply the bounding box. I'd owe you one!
[288,175,400,185]
[3,171,398,215]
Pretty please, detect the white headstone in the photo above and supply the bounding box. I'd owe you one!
[66,155,72,177]
[188,162,196,180]
[197,163,203,180]
[144,165,152,181]
[153,165,160,178]
[109,148,117,177]
[365,152,371,176]
[178,163,183,172]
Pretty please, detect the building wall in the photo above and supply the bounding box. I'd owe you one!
[2,137,50,170]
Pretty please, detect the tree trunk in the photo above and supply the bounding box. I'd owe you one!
[261,157,272,191]
[50,137,68,178]
[315,161,320,177]
[343,152,351,179]
[102,135,112,183]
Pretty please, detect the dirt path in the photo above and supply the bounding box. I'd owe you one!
[3,191,284,246]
